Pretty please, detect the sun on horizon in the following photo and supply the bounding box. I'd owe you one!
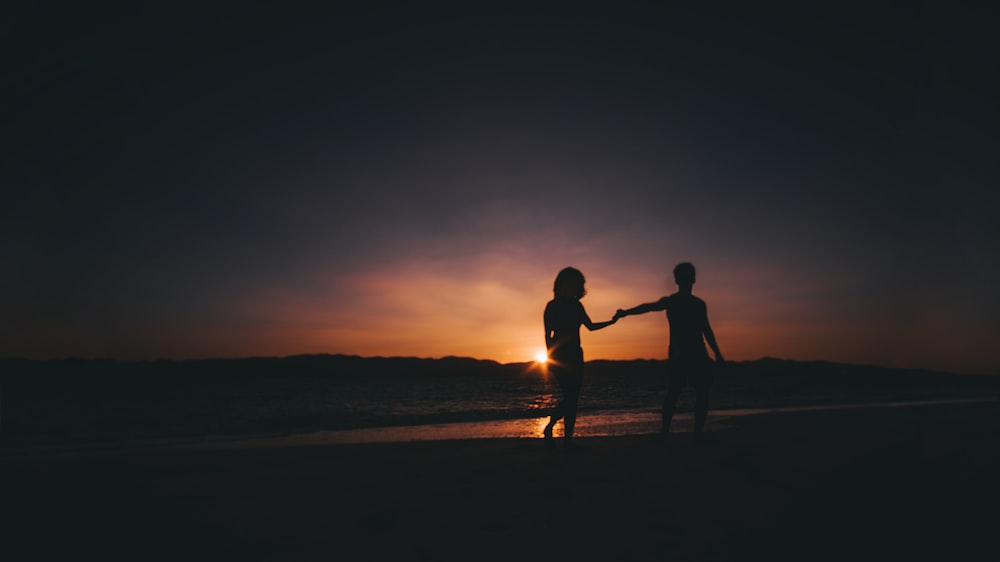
[533,349,548,364]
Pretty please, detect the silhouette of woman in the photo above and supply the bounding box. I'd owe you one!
[543,267,618,448]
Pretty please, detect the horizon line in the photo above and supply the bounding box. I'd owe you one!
[1,353,993,376]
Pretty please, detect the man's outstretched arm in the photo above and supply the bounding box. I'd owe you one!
[617,298,667,318]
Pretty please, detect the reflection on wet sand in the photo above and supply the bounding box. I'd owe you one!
[6,398,994,463]
[188,397,996,450]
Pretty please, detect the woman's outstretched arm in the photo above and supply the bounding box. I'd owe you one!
[584,317,618,331]
[581,308,618,331]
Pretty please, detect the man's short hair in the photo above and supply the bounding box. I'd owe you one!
[673,262,696,284]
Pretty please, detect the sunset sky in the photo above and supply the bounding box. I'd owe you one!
[5,4,998,374]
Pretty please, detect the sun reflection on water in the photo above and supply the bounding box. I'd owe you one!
[527,393,557,410]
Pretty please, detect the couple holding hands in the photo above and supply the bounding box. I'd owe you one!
[542,263,724,448]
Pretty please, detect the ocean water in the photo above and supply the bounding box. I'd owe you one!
[5,357,999,452]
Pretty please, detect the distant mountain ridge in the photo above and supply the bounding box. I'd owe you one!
[0,354,993,380]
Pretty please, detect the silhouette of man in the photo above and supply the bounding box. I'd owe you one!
[615,262,724,436]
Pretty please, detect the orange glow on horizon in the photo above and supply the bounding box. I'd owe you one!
[18,257,995,376]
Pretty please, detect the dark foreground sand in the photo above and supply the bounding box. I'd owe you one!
[5,400,999,561]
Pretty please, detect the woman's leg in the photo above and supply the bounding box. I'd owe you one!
[562,380,581,442]
[543,404,563,438]
[546,358,583,445]
[544,368,570,439]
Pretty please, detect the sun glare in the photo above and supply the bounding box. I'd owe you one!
[534,349,548,364]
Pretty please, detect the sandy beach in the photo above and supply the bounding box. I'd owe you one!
[5,399,999,561]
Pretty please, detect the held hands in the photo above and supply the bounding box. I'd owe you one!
[604,310,624,326]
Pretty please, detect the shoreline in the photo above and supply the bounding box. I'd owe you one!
[3,396,995,463]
